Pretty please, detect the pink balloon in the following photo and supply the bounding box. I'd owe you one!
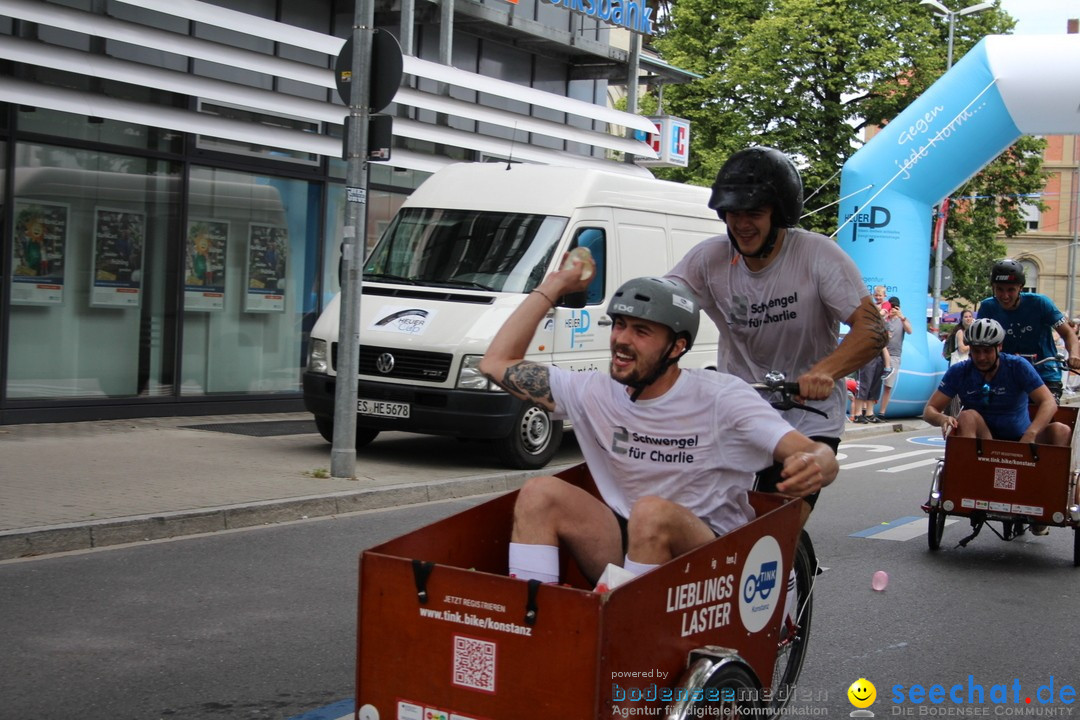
[872,570,889,591]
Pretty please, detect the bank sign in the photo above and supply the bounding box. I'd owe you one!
[538,0,654,35]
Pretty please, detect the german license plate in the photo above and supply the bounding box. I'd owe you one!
[357,398,410,418]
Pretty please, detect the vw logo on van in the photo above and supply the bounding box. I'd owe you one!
[375,353,396,374]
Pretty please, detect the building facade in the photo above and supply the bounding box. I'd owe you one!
[0,0,676,423]
[1003,134,1079,320]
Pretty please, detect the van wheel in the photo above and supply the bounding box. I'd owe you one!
[313,415,379,449]
[495,403,563,470]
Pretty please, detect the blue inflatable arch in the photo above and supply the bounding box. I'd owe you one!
[837,34,1080,417]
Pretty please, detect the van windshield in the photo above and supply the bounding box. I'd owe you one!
[364,208,568,293]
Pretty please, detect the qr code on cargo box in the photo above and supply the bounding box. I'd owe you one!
[452,635,496,693]
[993,467,1017,490]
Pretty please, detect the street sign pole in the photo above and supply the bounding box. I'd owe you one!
[330,0,375,480]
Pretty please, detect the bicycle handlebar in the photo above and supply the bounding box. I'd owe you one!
[748,371,829,418]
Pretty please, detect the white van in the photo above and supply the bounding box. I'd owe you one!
[303,162,725,469]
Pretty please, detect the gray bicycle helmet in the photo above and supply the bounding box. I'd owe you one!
[608,277,699,351]
[990,258,1025,286]
[607,277,700,401]
[708,147,803,259]
[966,318,1006,347]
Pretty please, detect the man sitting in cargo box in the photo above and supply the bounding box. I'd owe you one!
[666,147,886,521]
[478,259,838,586]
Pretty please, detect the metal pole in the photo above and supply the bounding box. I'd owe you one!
[930,10,956,333]
[623,32,640,164]
[330,0,375,480]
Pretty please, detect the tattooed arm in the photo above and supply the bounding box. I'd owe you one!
[798,295,888,399]
[478,252,595,412]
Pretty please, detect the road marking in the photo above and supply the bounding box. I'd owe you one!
[851,515,958,541]
[907,435,946,447]
[840,448,941,470]
[286,699,354,720]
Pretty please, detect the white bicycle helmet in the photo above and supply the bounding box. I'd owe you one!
[966,318,1005,347]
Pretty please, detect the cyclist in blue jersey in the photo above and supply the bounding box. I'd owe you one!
[922,318,1070,447]
[976,259,1080,399]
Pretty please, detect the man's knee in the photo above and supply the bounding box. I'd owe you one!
[626,496,678,540]
[955,409,984,435]
[514,475,570,517]
[1040,422,1072,446]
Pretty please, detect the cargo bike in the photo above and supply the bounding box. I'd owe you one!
[922,403,1080,565]
[355,462,818,720]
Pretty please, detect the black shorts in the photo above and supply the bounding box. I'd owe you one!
[611,507,719,556]
[754,436,841,509]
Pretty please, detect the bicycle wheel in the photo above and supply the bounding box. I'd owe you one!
[1073,528,1080,568]
[928,508,945,550]
[668,659,762,720]
[767,532,815,716]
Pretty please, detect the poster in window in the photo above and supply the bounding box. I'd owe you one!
[184,219,229,311]
[91,208,145,308]
[10,200,69,305]
[245,223,287,313]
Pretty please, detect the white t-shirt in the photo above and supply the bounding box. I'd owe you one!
[667,228,867,438]
[548,366,794,536]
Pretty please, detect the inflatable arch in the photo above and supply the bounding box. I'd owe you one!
[837,34,1080,417]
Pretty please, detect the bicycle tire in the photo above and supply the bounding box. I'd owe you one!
[766,531,815,716]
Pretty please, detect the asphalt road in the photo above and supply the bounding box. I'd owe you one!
[3,429,1080,719]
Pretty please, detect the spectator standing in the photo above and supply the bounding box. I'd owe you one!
[947,309,974,366]
[878,296,912,416]
[852,285,892,423]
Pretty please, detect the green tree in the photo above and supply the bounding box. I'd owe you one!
[943,135,1048,305]
[647,0,1021,238]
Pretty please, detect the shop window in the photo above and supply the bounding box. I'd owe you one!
[181,167,321,395]
[7,143,181,399]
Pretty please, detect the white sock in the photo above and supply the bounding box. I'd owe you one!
[783,568,797,624]
[508,542,560,583]
[623,555,661,578]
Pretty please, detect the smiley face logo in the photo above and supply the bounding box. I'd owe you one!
[848,678,876,709]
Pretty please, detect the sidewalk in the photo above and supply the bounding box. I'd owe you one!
[0,411,929,560]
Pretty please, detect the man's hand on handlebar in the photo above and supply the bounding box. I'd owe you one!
[796,371,836,402]
[938,414,958,439]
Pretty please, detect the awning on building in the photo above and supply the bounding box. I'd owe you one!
[1,0,659,169]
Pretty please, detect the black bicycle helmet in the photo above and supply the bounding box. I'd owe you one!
[966,318,1006,347]
[709,147,804,259]
[607,277,700,400]
[990,258,1025,286]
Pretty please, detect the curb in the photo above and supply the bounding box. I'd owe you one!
[0,464,576,561]
[0,416,945,561]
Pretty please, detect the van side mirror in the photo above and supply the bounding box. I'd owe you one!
[560,291,586,309]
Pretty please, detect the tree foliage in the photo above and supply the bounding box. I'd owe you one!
[943,135,1048,306]
[646,0,1030,260]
